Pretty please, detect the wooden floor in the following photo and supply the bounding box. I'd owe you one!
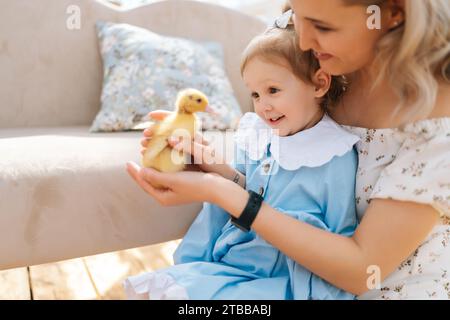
[0,240,181,300]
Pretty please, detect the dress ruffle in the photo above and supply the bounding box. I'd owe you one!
[123,271,189,300]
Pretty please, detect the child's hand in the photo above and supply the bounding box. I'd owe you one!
[141,111,241,184]
[126,161,224,206]
[168,135,246,188]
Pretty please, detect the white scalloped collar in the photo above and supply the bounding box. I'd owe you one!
[234,112,360,171]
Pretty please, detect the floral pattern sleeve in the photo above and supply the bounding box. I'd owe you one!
[370,118,450,217]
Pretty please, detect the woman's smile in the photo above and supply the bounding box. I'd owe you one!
[313,51,334,61]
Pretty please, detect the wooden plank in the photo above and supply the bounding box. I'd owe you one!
[133,240,182,270]
[82,250,146,300]
[29,258,98,300]
[0,267,31,300]
[23,240,182,300]
[83,240,182,300]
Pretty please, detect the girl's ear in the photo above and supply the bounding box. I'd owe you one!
[313,69,331,98]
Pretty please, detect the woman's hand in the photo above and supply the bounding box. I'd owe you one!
[126,161,222,206]
[141,110,241,182]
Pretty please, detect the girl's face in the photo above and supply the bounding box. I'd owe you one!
[242,57,328,137]
[289,0,393,76]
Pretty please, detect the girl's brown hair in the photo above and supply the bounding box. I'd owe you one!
[240,9,347,111]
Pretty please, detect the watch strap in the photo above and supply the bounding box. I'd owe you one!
[231,190,263,232]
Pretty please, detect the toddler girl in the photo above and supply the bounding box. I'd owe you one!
[124,10,360,300]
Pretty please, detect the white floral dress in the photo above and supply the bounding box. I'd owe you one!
[343,118,450,300]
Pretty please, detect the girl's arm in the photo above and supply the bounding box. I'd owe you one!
[213,164,246,189]
[212,177,439,295]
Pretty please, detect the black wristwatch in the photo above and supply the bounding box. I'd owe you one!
[231,190,264,232]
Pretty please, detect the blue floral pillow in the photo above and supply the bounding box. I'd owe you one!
[90,21,242,132]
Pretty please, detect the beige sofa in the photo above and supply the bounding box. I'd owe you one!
[0,0,265,270]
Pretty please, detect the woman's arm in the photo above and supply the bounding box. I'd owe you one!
[212,177,440,296]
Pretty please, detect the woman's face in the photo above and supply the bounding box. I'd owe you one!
[289,0,392,76]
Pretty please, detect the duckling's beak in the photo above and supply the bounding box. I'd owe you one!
[205,105,218,116]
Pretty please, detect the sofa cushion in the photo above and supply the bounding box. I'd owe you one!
[90,21,242,132]
[0,127,233,270]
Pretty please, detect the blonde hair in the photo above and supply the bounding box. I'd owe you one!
[344,0,450,118]
[240,24,346,110]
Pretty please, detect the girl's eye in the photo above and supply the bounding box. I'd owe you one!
[251,92,259,99]
[269,87,279,94]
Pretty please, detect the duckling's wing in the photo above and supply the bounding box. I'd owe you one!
[143,136,170,161]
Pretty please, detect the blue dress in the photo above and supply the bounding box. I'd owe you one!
[124,113,360,300]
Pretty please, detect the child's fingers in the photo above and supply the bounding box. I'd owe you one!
[148,110,172,121]
[126,161,142,183]
[194,132,209,146]
[169,136,194,152]
[141,148,146,156]
[141,134,205,156]
[140,167,175,189]
[143,127,153,137]
[170,138,215,165]
[127,162,168,194]
[134,167,169,199]
[141,138,150,147]
[168,136,189,152]
[126,161,182,207]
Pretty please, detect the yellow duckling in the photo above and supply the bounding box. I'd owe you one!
[142,88,211,187]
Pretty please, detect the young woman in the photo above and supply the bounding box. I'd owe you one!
[127,0,450,299]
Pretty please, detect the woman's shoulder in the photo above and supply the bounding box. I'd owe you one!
[427,82,450,119]
[404,83,450,136]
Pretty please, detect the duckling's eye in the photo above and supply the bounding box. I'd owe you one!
[269,87,280,94]
[251,92,259,99]
[196,98,202,103]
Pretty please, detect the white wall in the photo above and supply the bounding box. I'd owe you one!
[106,0,286,23]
